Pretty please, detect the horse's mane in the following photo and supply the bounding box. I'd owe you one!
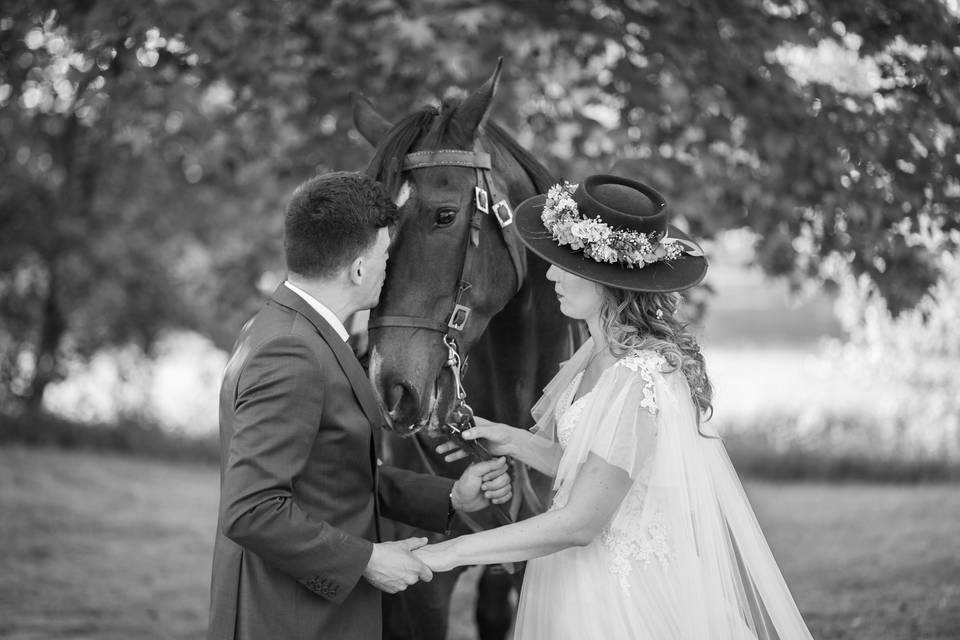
[365,98,556,197]
[485,121,556,194]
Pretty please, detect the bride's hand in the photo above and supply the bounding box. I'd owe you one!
[413,542,458,573]
[436,417,519,463]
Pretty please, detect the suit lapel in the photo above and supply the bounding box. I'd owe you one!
[271,285,387,432]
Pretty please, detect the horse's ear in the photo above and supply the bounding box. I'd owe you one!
[455,57,503,137]
[352,92,393,146]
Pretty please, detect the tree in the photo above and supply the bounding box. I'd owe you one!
[2,0,957,413]
[0,2,280,410]
[487,0,959,312]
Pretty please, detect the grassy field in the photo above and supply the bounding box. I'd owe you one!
[1,447,958,640]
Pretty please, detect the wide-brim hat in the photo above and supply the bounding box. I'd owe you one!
[515,174,708,292]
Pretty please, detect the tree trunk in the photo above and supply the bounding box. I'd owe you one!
[24,265,64,413]
[23,107,92,413]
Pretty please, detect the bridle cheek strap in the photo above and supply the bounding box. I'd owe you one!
[477,160,527,295]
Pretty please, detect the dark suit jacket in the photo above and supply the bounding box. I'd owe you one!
[208,284,453,640]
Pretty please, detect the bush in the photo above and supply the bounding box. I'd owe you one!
[724,409,960,482]
[721,216,960,481]
[823,218,960,469]
[0,410,219,464]
[709,215,960,482]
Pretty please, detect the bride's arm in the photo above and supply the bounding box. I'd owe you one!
[416,452,632,571]
[436,418,563,477]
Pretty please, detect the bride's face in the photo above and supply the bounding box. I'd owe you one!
[547,265,604,322]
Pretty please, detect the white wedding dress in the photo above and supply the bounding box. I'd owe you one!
[513,340,814,639]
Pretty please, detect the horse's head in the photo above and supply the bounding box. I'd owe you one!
[353,62,533,434]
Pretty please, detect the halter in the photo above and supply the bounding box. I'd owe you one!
[367,145,528,344]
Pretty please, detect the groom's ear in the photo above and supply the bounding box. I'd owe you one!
[348,255,365,286]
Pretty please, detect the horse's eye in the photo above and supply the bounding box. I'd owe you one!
[435,208,457,227]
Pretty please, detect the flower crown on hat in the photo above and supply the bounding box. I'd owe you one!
[541,182,697,269]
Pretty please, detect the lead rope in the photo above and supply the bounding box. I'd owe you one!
[439,336,513,527]
[436,335,518,574]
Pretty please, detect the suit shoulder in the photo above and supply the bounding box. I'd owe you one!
[228,302,344,380]
[257,312,346,372]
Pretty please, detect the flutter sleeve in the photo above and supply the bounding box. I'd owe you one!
[553,351,666,490]
[529,338,596,443]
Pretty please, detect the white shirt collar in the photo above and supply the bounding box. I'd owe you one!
[284,280,350,343]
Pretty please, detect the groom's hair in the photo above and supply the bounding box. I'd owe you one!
[284,171,399,279]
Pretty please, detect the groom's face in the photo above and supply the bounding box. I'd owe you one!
[357,226,391,310]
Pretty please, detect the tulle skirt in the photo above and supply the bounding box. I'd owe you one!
[514,536,756,640]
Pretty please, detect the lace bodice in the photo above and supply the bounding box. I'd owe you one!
[550,349,672,591]
[554,351,663,450]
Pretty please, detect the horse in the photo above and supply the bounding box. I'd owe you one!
[352,61,585,640]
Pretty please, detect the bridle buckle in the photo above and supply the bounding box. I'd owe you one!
[474,187,489,214]
[447,304,472,332]
[492,200,513,228]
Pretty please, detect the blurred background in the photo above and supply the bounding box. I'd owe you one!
[0,1,958,638]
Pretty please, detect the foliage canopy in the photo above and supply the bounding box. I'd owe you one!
[1,0,957,408]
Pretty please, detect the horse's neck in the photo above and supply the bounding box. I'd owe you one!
[464,253,584,428]
[461,133,584,426]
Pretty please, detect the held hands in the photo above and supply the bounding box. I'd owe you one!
[413,540,458,573]
[362,537,433,593]
[450,456,513,512]
[436,417,519,463]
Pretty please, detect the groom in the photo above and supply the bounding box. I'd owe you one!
[208,172,512,640]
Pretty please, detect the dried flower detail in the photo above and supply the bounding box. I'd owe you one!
[541,182,687,269]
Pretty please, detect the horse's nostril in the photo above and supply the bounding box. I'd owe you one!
[381,379,422,428]
[386,383,406,413]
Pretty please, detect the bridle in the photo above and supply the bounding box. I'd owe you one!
[367,147,527,339]
[367,145,528,417]
[367,146,528,526]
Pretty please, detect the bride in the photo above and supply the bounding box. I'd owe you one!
[416,175,814,639]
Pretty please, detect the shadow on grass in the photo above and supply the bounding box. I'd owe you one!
[3,410,959,482]
[0,410,219,464]
[719,407,960,482]
[725,434,960,483]
[728,443,960,483]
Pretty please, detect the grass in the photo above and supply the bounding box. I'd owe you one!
[743,483,960,640]
[0,447,958,640]
[0,447,215,640]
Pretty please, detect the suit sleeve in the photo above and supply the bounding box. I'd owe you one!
[378,465,455,532]
[221,334,372,604]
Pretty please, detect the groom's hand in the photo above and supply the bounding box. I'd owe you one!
[451,457,512,512]
[362,537,433,593]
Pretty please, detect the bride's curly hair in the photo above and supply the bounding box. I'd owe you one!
[598,288,713,421]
